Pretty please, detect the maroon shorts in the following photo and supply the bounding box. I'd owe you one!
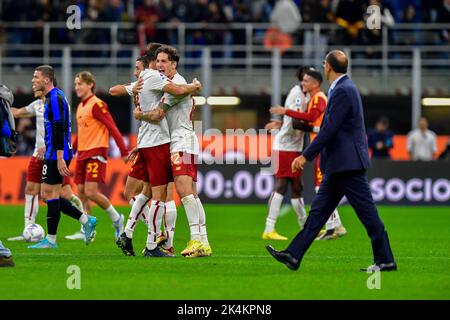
[128,152,145,181]
[27,156,44,184]
[27,156,72,185]
[171,152,197,182]
[273,150,303,179]
[139,144,173,187]
[74,158,107,185]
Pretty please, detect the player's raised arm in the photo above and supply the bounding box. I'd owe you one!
[109,84,129,96]
[270,104,323,122]
[11,96,44,118]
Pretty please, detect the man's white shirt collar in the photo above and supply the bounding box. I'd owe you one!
[329,74,347,91]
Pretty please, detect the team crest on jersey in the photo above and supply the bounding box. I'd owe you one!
[295,98,302,106]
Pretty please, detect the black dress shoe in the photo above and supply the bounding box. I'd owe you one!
[266,245,300,271]
[0,255,15,267]
[360,262,397,272]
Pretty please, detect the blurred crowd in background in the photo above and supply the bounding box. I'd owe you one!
[2,0,449,159]
[1,0,449,49]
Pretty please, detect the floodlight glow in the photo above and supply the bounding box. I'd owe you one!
[422,98,450,107]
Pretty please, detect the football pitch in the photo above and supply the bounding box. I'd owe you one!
[1,204,449,300]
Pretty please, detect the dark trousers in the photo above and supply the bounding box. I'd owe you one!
[287,170,395,265]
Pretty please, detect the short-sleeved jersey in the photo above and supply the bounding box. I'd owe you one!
[125,82,135,96]
[163,73,199,155]
[43,87,73,161]
[25,99,45,157]
[137,69,171,148]
[272,85,307,152]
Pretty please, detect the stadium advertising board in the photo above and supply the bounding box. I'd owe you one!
[0,158,448,206]
[196,161,450,205]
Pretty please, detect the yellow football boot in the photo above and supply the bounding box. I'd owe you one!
[262,230,288,240]
[181,239,205,257]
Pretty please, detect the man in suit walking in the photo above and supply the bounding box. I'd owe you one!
[266,50,396,272]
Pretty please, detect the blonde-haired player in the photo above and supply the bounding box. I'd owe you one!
[67,71,129,241]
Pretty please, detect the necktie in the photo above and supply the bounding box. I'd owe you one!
[322,87,334,129]
[327,87,333,101]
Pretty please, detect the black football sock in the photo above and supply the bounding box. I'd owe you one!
[59,197,83,220]
[46,198,61,236]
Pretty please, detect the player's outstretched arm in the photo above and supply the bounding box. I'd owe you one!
[109,85,130,96]
[264,120,282,132]
[109,80,139,97]
[10,107,33,118]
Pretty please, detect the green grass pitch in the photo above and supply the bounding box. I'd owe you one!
[1,204,449,299]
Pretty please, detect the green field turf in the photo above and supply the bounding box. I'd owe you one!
[0,204,449,300]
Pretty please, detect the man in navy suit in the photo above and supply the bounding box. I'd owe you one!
[266,50,396,272]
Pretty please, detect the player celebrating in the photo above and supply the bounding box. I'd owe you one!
[135,45,211,257]
[109,55,148,216]
[28,65,96,249]
[8,87,84,241]
[109,52,176,251]
[66,71,128,241]
[262,67,311,240]
[270,69,347,240]
[117,43,201,257]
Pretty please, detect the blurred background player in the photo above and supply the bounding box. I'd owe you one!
[28,65,96,249]
[368,117,394,159]
[8,87,84,241]
[137,45,211,257]
[262,66,310,240]
[407,116,437,161]
[65,71,128,241]
[271,69,347,240]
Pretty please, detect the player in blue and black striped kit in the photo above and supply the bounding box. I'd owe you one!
[28,65,97,249]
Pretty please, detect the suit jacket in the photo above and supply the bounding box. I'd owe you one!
[302,75,371,174]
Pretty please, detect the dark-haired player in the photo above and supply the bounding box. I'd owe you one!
[262,67,311,240]
[28,65,96,249]
[270,69,347,240]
